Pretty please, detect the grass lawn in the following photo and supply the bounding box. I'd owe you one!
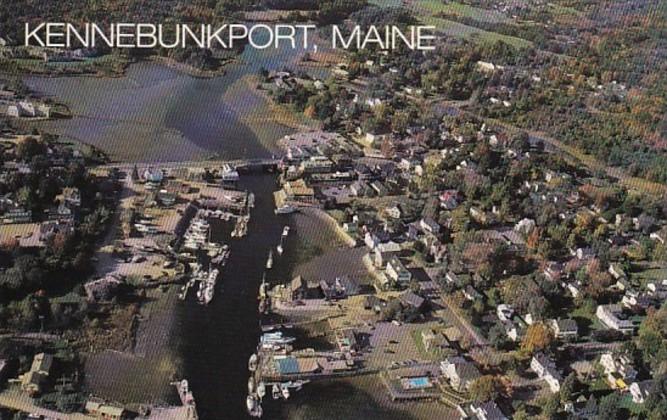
[631,267,667,288]
[420,15,532,48]
[409,0,532,48]
[417,0,510,24]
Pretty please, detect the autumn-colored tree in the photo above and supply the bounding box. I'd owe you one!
[469,375,502,402]
[521,322,554,354]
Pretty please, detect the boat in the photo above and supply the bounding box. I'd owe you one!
[280,384,290,400]
[275,205,297,214]
[258,275,267,298]
[266,249,273,269]
[276,244,283,255]
[246,395,263,417]
[257,382,266,399]
[260,332,296,346]
[248,376,255,394]
[282,226,290,237]
[248,354,258,372]
[202,284,214,305]
[258,299,267,314]
[272,384,281,400]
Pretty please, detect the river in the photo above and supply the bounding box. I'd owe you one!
[24,31,327,162]
[22,32,330,420]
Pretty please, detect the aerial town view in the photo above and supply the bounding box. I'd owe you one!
[0,1,666,419]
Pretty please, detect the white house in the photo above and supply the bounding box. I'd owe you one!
[386,256,411,285]
[531,353,562,393]
[596,304,634,334]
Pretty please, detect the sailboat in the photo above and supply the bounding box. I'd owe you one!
[257,382,266,399]
[248,354,258,372]
[266,249,273,269]
[280,383,290,400]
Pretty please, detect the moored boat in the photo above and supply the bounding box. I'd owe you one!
[248,354,258,372]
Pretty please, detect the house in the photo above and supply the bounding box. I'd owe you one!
[157,191,177,206]
[463,285,483,302]
[630,380,654,404]
[350,180,371,197]
[496,304,514,322]
[421,329,449,353]
[420,217,440,235]
[374,241,402,268]
[20,353,53,395]
[61,187,81,207]
[370,181,389,196]
[418,280,440,299]
[531,353,562,393]
[441,357,481,391]
[334,329,358,354]
[320,276,360,299]
[439,190,459,210]
[384,205,401,219]
[364,295,385,312]
[596,304,634,334]
[543,261,563,282]
[6,101,51,118]
[84,399,126,420]
[289,276,319,301]
[386,256,412,284]
[84,276,123,302]
[600,352,637,389]
[608,263,627,280]
[501,320,524,342]
[142,167,164,183]
[281,179,316,204]
[459,400,508,420]
[647,280,667,300]
[549,319,578,341]
[399,291,425,311]
[2,207,32,224]
[39,220,74,242]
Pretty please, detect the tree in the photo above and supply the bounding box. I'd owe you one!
[559,372,578,403]
[469,375,502,402]
[538,393,560,419]
[520,322,554,354]
[598,392,622,420]
[16,136,45,161]
[488,323,510,350]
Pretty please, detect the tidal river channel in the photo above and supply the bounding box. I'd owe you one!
[23,32,328,419]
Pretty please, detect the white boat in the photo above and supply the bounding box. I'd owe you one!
[276,244,283,255]
[246,395,255,411]
[275,205,297,214]
[246,395,263,417]
[260,332,296,345]
[266,250,273,269]
[202,284,214,305]
[248,376,255,394]
[257,382,266,399]
[248,354,258,372]
[282,226,290,237]
[272,384,281,400]
[281,384,290,400]
[259,275,267,298]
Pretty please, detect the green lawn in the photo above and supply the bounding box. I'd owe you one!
[418,14,532,49]
[417,0,511,24]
